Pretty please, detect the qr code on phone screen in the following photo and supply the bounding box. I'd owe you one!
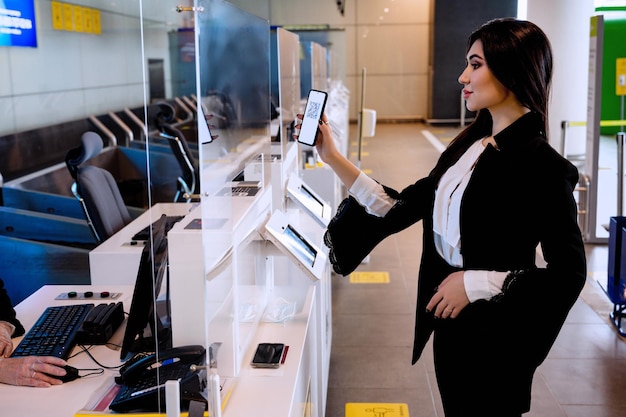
[306,102,321,119]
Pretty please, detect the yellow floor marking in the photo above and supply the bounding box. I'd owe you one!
[362,168,373,175]
[351,151,370,157]
[349,271,389,284]
[346,403,409,417]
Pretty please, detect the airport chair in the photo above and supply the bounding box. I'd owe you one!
[65,132,132,243]
[151,102,200,202]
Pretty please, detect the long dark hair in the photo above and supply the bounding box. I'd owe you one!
[430,18,553,181]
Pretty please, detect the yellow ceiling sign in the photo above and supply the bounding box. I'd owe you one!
[73,6,84,32]
[51,2,63,30]
[62,3,72,31]
[92,9,102,35]
[51,1,101,35]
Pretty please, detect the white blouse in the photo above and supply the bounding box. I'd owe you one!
[348,141,507,302]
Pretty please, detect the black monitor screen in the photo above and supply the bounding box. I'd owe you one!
[120,216,171,360]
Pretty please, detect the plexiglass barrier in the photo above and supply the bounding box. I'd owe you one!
[0,1,341,414]
[195,0,272,386]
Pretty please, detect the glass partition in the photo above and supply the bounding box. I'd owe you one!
[312,42,329,93]
[1,1,337,414]
[195,0,272,381]
[272,27,301,207]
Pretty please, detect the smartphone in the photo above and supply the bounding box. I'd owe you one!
[297,89,328,146]
[251,343,285,368]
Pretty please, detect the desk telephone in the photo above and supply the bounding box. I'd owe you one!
[109,345,208,413]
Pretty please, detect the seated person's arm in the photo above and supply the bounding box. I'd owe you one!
[0,321,16,357]
[0,356,67,387]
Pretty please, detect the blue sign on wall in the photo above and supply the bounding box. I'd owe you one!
[0,0,37,48]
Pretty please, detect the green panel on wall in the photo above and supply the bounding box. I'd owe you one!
[600,11,626,134]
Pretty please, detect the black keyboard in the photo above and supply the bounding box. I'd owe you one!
[11,303,94,359]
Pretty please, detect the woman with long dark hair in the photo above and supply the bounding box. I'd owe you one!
[298,18,586,416]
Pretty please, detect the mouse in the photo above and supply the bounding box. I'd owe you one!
[46,365,80,383]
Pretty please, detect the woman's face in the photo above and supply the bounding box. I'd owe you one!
[458,40,511,113]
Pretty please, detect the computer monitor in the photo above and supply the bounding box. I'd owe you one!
[120,215,172,360]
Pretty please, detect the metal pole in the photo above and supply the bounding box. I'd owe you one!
[357,67,366,169]
[460,91,466,128]
[618,132,625,216]
[560,120,569,157]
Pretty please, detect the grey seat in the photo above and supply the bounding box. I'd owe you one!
[65,132,132,242]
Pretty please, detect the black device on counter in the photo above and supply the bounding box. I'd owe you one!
[75,302,125,345]
[131,214,184,241]
[251,343,285,368]
[110,345,207,413]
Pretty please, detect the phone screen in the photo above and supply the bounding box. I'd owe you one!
[298,89,328,146]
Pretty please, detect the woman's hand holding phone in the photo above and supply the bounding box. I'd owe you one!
[294,113,335,164]
[294,90,360,189]
[297,89,328,146]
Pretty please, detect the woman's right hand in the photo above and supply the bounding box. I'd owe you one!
[293,113,339,165]
[314,115,339,164]
[294,113,361,189]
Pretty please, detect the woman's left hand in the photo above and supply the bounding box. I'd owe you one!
[426,271,470,319]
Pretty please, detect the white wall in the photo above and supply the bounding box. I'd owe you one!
[230,0,431,121]
[0,0,189,136]
[526,0,596,153]
[0,0,600,136]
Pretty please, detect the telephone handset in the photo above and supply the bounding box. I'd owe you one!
[75,302,124,345]
[117,344,205,384]
[109,345,207,413]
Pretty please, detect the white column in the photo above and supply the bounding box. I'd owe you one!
[526,0,596,156]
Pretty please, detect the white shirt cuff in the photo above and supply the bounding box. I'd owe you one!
[464,270,509,302]
[348,172,396,217]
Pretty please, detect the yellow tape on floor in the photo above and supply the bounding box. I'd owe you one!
[349,271,389,283]
[345,402,409,417]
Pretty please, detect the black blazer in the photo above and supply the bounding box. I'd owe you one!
[0,278,25,337]
[325,112,586,367]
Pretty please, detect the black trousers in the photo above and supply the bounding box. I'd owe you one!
[431,302,533,417]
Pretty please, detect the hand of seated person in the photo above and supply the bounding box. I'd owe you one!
[0,356,67,387]
[0,321,14,357]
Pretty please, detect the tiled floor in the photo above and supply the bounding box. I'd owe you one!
[324,122,626,417]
